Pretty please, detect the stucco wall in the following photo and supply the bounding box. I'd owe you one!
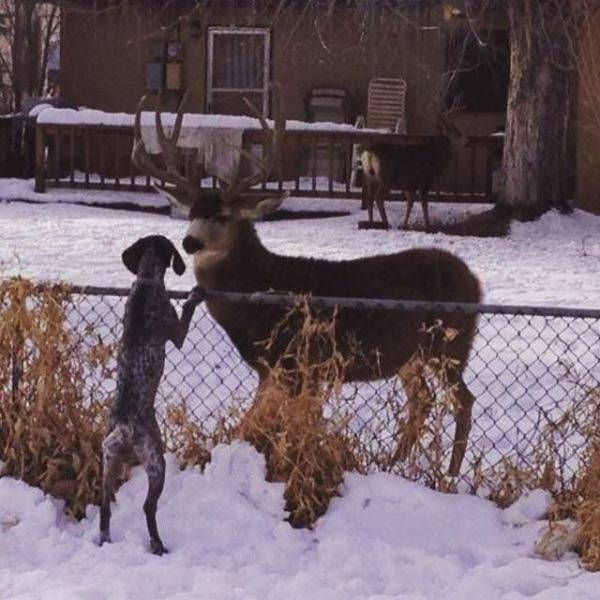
[59,2,508,192]
[61,4,506,134]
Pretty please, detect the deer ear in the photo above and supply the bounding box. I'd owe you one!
[122,238,148,274]
[237,192,288,220]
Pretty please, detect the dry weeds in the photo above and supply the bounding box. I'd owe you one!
[0,278,113,516]
[236,298,362,527]
[576,443,600,570]
[1,277,599,576]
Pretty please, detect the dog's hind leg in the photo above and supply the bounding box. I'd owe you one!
[100,429,128,546]
[135,432,168,556]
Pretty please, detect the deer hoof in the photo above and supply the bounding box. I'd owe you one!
[150,540,169,556]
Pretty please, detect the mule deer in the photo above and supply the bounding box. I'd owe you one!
[360,113,467,230]
[131,86,481,476]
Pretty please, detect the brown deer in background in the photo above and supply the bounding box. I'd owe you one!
[360,113,467,230]
[131,86,481,476]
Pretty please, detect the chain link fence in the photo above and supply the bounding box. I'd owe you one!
[64,286,600,489]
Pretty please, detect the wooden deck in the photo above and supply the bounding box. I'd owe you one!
[34,121,503,204]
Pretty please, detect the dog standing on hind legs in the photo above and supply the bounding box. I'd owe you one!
[99,235,204,555]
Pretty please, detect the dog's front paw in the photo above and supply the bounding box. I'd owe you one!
[187,285,206,306]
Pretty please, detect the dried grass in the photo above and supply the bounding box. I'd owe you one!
[236,298,362,527]
[1,275,599,573]
[576,444,600,570]
[163,400,240,469]
[537,384,600,568]
[386,321,464,493]
[0,278,113,517]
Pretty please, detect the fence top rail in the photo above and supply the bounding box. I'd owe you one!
[67,285,600,319]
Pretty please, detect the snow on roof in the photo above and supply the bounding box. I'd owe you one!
[27,103,56,118]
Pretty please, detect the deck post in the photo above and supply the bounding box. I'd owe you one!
[34,125,46,193]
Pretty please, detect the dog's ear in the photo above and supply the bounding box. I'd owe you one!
[122,238,148,274]
[167,239,186,275]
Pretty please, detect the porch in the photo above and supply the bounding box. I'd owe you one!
[33,115,503,206]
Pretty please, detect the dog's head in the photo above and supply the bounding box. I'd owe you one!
[122,235,186,277]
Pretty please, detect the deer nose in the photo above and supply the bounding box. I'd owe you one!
[182,236,204,254]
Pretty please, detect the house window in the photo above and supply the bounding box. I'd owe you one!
[446,29,509,113]
[207,27,271,116]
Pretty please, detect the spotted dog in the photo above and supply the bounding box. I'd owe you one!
[99,235,204,555]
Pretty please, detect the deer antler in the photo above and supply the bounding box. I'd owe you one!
[221,82,286,203]
[132,89,201,199]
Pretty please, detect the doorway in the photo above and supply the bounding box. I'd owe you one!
[206,27,271,116]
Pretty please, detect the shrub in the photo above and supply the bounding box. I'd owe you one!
[0,278,112,517]
[236,298,361,527]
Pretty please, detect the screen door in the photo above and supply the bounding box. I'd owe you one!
[207,27,271,116]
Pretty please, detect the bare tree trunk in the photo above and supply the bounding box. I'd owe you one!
[501,0,574,219]
[10,0,47,111]
[11,1,29,111]
[36,4,59,96]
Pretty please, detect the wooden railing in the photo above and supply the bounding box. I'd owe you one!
[2,115,37,178]
[34,122,503,203]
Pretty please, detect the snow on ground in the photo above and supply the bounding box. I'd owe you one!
[1,182,599,465]
[1,442,597,600]
[0,178,169,210]
[1,185,600,598]
[1,181,600,306]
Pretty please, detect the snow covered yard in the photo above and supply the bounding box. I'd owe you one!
[1,183,599,306]
[1,187,600,599]
[1,442,598,600]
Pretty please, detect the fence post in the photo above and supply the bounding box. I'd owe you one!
[34,125,46,193]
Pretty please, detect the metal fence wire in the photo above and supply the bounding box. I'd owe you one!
[66,286,600,489]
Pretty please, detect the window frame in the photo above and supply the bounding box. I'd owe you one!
[206,27,271,117]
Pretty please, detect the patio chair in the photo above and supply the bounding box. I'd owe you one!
[355,77,408,133]
[351,77,408,187]
[306,88,351,182]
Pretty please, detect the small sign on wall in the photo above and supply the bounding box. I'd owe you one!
[146,61,164,91]
[166,62,183,90]
[167,41,183,61]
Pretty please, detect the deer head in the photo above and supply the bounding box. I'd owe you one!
[132,83,287,261]
[436,102,468,150]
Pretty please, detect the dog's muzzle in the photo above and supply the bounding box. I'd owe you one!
[182,236,204,254]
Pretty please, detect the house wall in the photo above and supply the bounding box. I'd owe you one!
[577,9,600,215]
[61,3,507,132]
[60,2,507,190]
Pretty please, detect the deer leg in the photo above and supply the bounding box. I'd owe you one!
[421,189,431,232]
[366,182,375,223]
[135,432,168,556]
[392,355,435,464]
[375,185,389,228]
[403,190,416,230]
[446,369,475,477]
[99,431,128,546]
